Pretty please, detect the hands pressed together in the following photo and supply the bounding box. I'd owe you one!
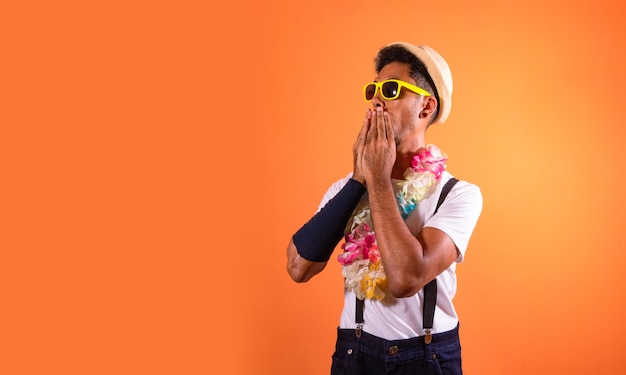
[352,107,397,187]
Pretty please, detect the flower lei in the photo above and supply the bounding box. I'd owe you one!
[337,144,448,301]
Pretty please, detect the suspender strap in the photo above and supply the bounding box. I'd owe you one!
[434,177,458,216]
[422,280,437,343]
[355,298,364,337]
[354,177,459,341]
[423,177,458,344]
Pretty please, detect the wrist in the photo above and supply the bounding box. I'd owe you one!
[350,175,366,188]
[366,177,395,203]
[351,169,366,186]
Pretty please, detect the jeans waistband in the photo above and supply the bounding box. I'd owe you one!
[336,324,460,359]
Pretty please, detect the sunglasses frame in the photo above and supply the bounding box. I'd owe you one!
[363,79,431,102]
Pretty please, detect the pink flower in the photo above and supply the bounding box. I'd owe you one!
[337,224,378,265]
[411,144,448,179]
[337,243,361,265]
[366,243,380,263]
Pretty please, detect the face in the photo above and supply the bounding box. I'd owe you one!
[371,62,433,145]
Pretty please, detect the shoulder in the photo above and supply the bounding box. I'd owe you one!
[441,172,482,209]
[418,171,482,224]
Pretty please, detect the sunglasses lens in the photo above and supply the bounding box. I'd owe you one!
[365,84,376,100]
[381,81,399,99]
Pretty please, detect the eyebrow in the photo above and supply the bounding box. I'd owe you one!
[374,77,401,82]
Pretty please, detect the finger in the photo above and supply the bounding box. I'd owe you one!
[375,108,385,141]
[354,110,370,151]
[368,108,379,142]
[359,109,371,142]
[383,111,394,144]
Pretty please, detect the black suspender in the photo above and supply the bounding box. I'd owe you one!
[355,177,459,343]
[423,177,458,343]
[434,178,459,216]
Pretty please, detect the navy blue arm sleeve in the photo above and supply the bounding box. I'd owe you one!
[292,179,366,262]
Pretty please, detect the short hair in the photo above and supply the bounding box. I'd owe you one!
[374,45,439,123]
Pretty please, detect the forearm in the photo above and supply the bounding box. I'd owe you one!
[287,178,366,282]
[367,178,429,297]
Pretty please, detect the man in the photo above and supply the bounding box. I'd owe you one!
[286,42,482,374]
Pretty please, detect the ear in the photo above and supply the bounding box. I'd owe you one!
[419,96,437,120]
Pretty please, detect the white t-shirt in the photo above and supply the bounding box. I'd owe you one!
[318,171,483,340]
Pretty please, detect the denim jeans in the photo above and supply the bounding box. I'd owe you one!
[330,324,462,375]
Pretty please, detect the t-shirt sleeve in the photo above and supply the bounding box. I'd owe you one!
[424,181,483,263]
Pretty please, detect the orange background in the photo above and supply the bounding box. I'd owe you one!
[2,0,626,374]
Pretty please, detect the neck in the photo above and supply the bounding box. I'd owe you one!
[391,137,426,179]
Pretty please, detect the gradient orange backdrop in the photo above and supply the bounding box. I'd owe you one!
[2,0,625,374]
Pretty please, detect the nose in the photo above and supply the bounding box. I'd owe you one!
[370,89,385,109]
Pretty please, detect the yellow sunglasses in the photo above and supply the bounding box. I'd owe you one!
[363,79,431,101]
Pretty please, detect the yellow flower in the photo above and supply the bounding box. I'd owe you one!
[360,261,387,301]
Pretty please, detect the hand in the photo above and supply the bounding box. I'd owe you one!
[352,110,371,185]
[361,107,396,185]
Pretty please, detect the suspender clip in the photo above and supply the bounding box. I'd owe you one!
[424,328,432,344]
[355,323,363,338]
